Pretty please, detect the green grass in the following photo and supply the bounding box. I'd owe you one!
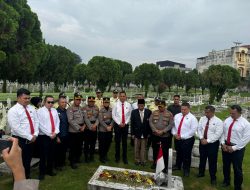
[1,140,250,190]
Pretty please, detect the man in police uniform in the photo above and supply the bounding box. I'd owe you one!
[98,97,113,163]
[95,89,103,110]
[110,89,119,108]
[149,99,173,171]
[66,92,86,169]
[83,96,99,162]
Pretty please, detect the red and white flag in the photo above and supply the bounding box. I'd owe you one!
[154,144,165,179]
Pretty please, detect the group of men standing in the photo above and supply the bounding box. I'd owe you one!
[5,88,250,190]
[129,94,250,190]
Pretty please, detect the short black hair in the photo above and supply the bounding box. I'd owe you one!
[181,102,190,108]
[119,90,126,95]
[230,105,242,114]
[44,95,54,102]
[174,95,180,98]
[17,88,30,97]
[58,96,66,101]
[205,105,215,113]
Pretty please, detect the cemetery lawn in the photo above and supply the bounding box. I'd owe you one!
[0,141,250,190]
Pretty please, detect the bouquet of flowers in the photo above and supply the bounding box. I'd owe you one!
[98,169,156,187]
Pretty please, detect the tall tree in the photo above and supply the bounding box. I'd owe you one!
[73,63,87,86]
[115,60,132,90]
[184,69,200,95]
[203,65,241,104]
[0,0,43,92]
[86,56,120,92]
[133,63,161,97]
[161,68,180,92]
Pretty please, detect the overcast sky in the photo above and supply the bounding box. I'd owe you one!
[27,0,250,68]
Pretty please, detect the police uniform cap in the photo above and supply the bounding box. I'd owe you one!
[103,97,110,103]
[74,92,82,99]
[158,100,166,107]
[59,92,66,98]
[154,96,161,101]
[88,96,95,102]
[96,89,101,93]
[113,89,118,93]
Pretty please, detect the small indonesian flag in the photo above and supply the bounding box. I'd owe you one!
[154,144,165,179]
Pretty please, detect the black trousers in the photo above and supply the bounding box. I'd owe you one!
[98,131,112,160]
[84,129,97,158]
[68,132,84,164]
[175,137,195,173]
[199,140,219,180]
[114,123,128,161]
[13,136,33,179]
[222,147,245,189]
[55,135,69,167]
[38,135,56,175]
[151,135,171,169]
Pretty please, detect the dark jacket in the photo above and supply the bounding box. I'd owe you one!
[57,107,69,138]
[131,108,152,139]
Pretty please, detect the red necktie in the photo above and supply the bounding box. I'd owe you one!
[49,109,55,133]
[203,118,210,139]
[177,115,185,135]
[227,119,236,144]
[24,106,34,135]
[121,103,125,124]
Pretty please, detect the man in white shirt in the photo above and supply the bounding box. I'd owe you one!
[112,91,132,164]
[220,105,250,189]
[8,88,39,179]
[172,102,198,177]
[37,95,60,180]
[197,105,223,185]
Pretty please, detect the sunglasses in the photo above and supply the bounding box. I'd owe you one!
[47,101,54,104]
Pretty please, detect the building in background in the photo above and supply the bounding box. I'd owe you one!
[196,43,250,77]
[156,60,192,73]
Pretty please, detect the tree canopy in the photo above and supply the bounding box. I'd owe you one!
[203,65,241,104]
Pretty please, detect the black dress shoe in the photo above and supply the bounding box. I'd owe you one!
[55,166,63,171]
[70,163,78,169]
[100,159,106,164]
[196,173,205,178]
[183,171,189,177]
[38,174,45,180]
[173,166,181,171]
[134,161,140,166]
[211,179,217,186]
[221,182,230,187]
[163,168,168,174]
[47,171,57,176]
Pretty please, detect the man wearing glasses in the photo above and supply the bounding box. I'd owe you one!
[37,95,60,180]
[8,88,39,179]
[67,92,86,169]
